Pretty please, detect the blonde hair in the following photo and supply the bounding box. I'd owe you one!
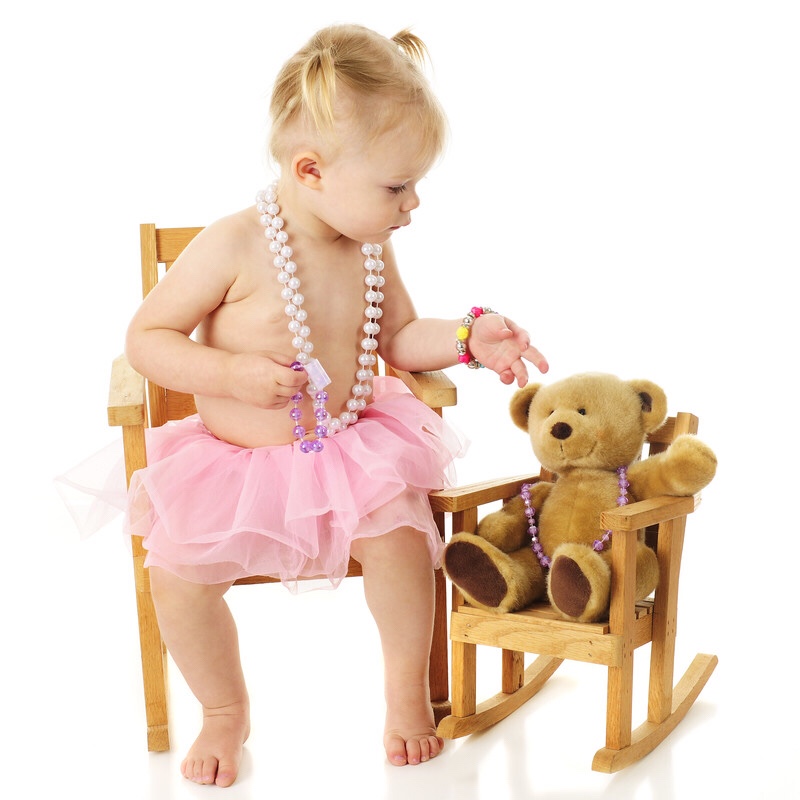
[269,24,447,167]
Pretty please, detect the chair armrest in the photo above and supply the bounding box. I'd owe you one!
[600,494,700,532]
[389,368,457,410]
[108,354,146,427]
[429,474,540,514]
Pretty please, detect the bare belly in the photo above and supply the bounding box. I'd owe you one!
[195,393,360,448]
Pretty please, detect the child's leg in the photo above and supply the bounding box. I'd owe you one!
[350,527,443,766]
[149,567,250,787]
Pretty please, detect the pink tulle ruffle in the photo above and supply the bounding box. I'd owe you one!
[125,376,466,587]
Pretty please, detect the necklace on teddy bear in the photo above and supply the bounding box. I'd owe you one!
[521,465,630,569]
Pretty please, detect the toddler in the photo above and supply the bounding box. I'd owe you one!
[123,23,548,787]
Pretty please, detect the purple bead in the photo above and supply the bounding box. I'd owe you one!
[315,390,329,402]
[314,425,328,438]
[314,408,328,421]
[289,407,302,420]
[299,440,313,454]
[593,540,604,551]
[311,440,324,452]
[291,361,304,371]
[293,425,306,437]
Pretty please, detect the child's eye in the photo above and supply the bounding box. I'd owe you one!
[388,184,408,195]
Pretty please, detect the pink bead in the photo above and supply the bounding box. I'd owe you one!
[471,306,483,317]
[458,353,471,364]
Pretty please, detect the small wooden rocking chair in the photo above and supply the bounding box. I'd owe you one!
[430,411,717,772]
[107,224,457,751]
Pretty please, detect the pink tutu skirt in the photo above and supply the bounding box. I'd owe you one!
[125,376,465,588]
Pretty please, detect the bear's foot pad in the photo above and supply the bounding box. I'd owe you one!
[549,555,591,619]
[444,540,508,608]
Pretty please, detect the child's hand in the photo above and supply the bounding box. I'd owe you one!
[228,352,308,409]
[470,314,549,387]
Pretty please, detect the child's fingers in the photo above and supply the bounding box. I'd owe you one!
[522,345,549,374]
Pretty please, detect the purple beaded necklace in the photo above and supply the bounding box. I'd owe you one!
[521,465,630,569]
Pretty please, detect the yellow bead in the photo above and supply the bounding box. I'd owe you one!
[456,325,470,340]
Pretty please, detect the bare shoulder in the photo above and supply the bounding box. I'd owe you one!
[166,205,262,281]
[185,206,260,259]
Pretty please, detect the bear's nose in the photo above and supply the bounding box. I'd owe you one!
[551,422,572,440]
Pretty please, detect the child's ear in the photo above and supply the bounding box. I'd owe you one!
[292,153,322,187]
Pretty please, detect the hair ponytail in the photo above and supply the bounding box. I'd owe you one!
[300,46,337,133]
[391,29,431,69]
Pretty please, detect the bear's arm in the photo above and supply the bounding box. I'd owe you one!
[476,482,553,552]
[628,434,717,499]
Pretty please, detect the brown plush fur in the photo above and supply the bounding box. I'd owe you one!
[443,373,717,622]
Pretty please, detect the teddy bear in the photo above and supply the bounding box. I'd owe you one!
[443,372,717,623]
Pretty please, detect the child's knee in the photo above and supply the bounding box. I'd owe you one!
[352,527,433,573]
[149,566,230,607]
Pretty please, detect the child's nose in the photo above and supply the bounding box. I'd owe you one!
[399,189,420,212]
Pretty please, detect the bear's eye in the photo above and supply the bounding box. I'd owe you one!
[578,408,586,415]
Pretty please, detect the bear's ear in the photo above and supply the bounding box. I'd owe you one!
[509,384,542,431]
[627,379,668,433]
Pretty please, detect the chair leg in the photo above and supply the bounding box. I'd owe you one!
[502,649,525,693]
[593,519,716,773]
[648,516,684,723]
[132,551,170,751]
[450,639,478,718]
[438,647,562,739]
[593,653,717,772]
[429,567,450,724]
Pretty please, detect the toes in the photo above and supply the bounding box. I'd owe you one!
[181,756,218,785]
[215,760,238,788]
[385,732,444,766]
[406,737,423,765]
[385,733,409,766]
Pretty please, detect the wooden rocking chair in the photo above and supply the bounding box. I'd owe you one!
[107,224,457,751]
[431,411,717,772]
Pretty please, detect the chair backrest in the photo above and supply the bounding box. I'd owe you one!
[139,224,203,428]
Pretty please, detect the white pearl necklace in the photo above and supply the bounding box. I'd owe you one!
[255,184,385,452]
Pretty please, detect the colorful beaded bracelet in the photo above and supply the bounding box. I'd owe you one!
[456,306,495,369]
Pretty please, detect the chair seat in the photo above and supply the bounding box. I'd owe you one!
[450,599,655,666]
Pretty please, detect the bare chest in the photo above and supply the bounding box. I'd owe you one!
[199,243,374,369]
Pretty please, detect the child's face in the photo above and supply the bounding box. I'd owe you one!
[315,119,434,244]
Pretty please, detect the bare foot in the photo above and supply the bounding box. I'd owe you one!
[383,685,444,766]
[181,704,250,787]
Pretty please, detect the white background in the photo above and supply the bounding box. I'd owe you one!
[2,1,797,798]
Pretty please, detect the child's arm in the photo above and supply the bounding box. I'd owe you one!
[125,216,306,409]
[382,315,548,386]
[380,308,548,388]
[378,244,548,386]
